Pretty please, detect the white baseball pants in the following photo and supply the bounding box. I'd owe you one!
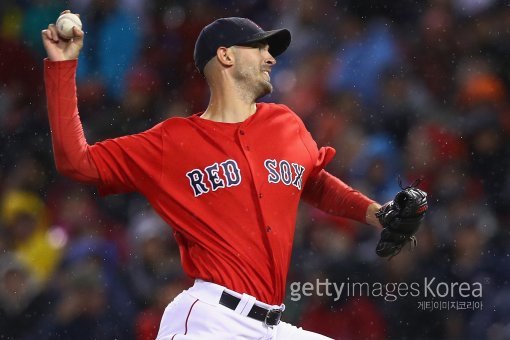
[156,279,332,339]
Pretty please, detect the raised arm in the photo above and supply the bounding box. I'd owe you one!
[41,11,100,183]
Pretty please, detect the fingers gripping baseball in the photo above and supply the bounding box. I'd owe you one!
[375,183,428,259]
[41,10,84,61]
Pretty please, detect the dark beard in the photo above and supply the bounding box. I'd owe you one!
[233,67,273,101]
[255,80,273,100]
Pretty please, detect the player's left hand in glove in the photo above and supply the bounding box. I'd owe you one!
[375,182,428,259]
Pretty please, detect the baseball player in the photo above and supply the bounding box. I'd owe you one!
[42,12,427,339]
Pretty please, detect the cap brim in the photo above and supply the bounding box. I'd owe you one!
[239,29,291,58]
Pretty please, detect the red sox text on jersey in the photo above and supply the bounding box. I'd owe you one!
[186,159,305,196]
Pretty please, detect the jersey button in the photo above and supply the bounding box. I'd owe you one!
[266,226,271,232]
[246,146,250,151]
[239,130,245,135]
[258,193,263,199]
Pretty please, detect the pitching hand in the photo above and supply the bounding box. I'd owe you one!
[41,10,84,61]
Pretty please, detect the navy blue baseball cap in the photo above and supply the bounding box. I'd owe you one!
[194,17,291,75]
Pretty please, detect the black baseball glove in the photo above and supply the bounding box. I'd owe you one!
[375,181,428,259]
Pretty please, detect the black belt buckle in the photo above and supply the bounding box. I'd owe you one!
[264,308,282,326]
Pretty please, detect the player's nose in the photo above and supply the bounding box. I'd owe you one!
[264,52,276,66]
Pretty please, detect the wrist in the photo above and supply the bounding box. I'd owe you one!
[366,202,382,228]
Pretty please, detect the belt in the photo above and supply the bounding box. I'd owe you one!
[219,291,283,326]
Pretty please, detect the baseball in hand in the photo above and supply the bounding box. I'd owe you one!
[56,13,82,39]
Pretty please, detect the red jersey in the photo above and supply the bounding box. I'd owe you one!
[44,59,374,304]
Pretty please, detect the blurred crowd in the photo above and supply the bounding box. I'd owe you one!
[0,0,509,339]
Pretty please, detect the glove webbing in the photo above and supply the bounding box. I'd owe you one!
[385,176,423,260]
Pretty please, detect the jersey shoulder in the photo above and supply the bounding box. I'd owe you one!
[157,115,204,134]
[258,102,308,131]
[148,116,202,148]
[158,116,194,128]
[258,102,297,116]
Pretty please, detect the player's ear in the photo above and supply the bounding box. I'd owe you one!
[216,46,235,68]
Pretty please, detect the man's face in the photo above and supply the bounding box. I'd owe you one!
[231,42,276,99]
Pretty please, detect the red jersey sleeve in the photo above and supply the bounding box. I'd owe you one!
[44,59,100,184]
[89,124,164,196]
[285,105,336,174]
[281,104,374,224]
[302,170,374,223]
[44,58,163,197]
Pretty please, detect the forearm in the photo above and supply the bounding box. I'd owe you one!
[302,170,376,224]
[44,59,99,183]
